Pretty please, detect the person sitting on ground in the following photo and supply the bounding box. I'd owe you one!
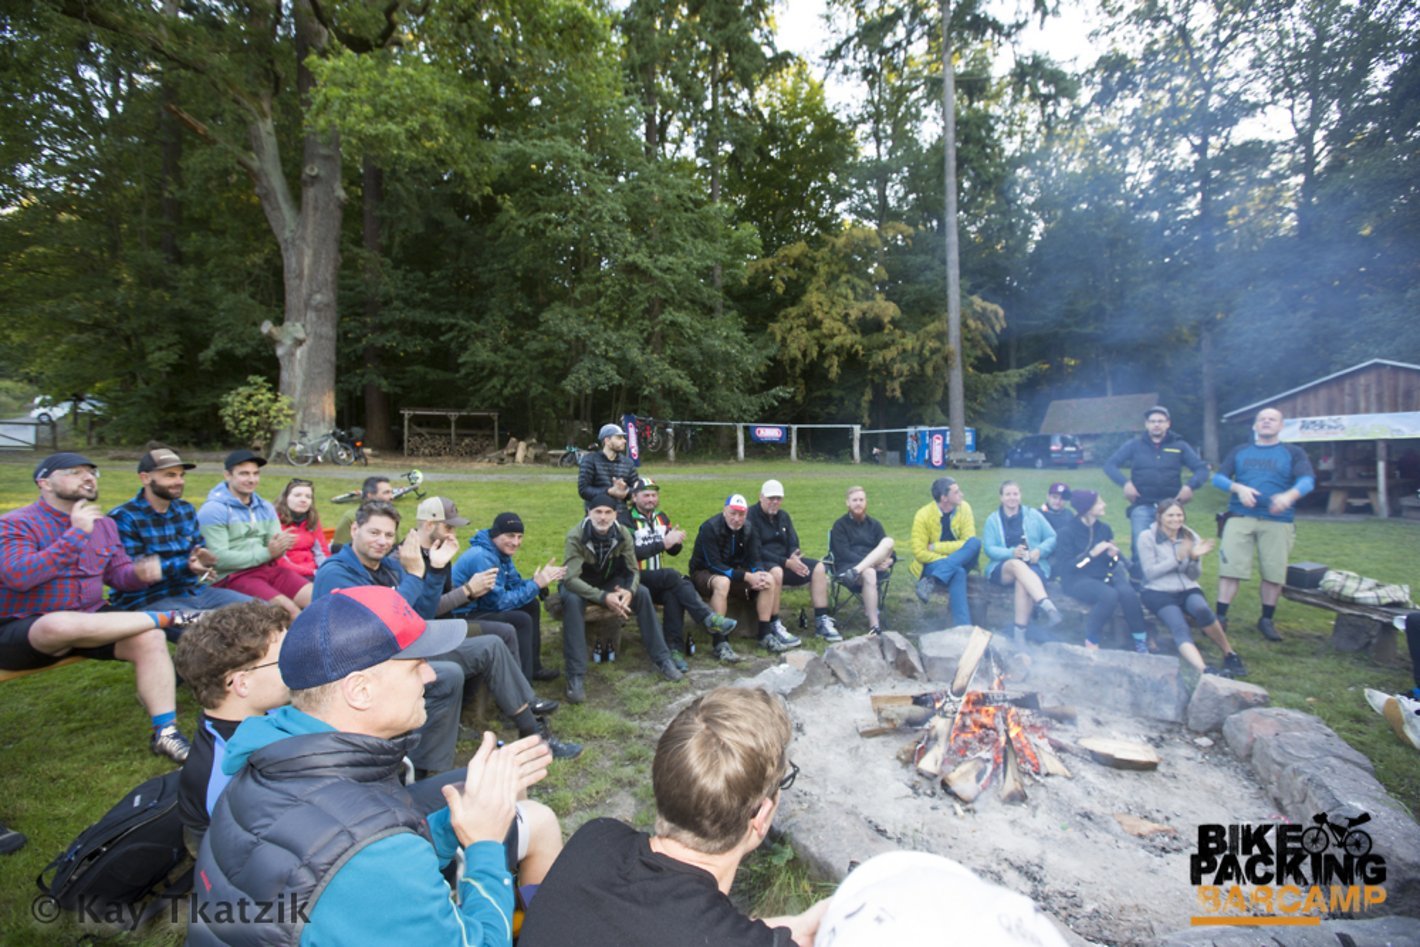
[577,423,637,513]
[621,476,738,671]
[747,479,837,644]
[275,477,329,579]
[188,586,555,946]
[108,444,253,620]
[316,500,579,764]
[1039,482,1075,535]
[332,475,391,549]
[828,486,896,636]
[517,686,830,947]
[559,493,684,704]
[196,450,312,618]
[1051,489,1150,652]
[0,452,193,762]
[690,494,787,661]
[413,496,527,683]
[452,511,565,682]
[172,599,568,881]
[1136,500,1247,678]
[981,480,1063,644]
[909,477,981,628]
[816,850,1067,946]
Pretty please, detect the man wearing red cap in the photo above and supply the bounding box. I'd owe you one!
[689,494,786,660]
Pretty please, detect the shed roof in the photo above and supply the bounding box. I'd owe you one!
[1222,359,1420,421]
[1039,393,1160,435]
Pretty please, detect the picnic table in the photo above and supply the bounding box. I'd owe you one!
[1281,584,1410,662]
[1314,476,1419,516]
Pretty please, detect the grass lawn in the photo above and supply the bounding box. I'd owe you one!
[0,450,1416,942]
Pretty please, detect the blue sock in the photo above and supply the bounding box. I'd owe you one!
[151,711,176,731]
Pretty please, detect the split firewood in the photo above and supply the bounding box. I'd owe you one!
[1076,737,1161,771]
[1114,814,1177,838]
[999,744,1028,805]
[1034,740,1072,778]
[943,752,994,803]
[951,627,993,695]
[914,717,952,777]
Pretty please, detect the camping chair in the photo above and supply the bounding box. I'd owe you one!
[823,530,894,620]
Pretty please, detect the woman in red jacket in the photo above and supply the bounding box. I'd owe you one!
[276,478,329,578]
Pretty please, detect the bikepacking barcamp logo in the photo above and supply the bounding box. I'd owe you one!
[1190,812,1388,926]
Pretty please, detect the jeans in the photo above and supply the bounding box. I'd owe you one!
[559,585,670,678]
[147,587,255,642]
[416,637,537,773]
[1063,561,1146,645]
[1127,503,1159,569]
[1141,587,1215,649]
[638,568,712,652]
[921,537,981,627]
[478,603,546,675]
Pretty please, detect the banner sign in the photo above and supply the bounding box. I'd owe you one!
[623,413,641,466]
[906,426,977,468]
[1282,412,1420,443]
[749,425,788,444]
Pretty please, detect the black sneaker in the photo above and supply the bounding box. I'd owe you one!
[655,658,685,682]
[1222,652,1248,678]
[537,718,583,760]
[566,675,586,704]
[1256,618,1282,642]
[530,697,560,716]
[531,667,561,682]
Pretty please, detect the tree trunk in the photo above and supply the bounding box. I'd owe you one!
[158,0,182,267]
[941,0,965,454]
[362,156,394,450]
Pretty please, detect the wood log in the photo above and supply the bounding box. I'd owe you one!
[943,752,993,803]
[1036,705,1078,724]
[1114,814,1176,837]
[504,436,518,454]
[999,744,1027,804]
[951,627,993,695]
[914,717,951,778]
[1034,740,1072,778]
[1077,737,1161,771]
[514,441,528,464]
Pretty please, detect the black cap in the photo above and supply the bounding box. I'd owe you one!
[34,452,97,482]
[224,449,268,471]
[490,512,525,537]
[138,447,196,473]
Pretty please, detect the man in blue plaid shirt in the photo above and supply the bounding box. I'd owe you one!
[108,445,252,621]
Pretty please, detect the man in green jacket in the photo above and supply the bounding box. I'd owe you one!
[558,493,682,704]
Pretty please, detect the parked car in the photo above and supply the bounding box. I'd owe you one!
[30,396,106,426]
[1004,433,1084,469]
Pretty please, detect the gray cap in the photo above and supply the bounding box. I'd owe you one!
[598,423,627,442]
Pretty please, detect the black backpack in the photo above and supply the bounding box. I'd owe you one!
[36,770,193,929]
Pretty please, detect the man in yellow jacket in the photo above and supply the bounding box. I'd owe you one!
[909,477,980,627]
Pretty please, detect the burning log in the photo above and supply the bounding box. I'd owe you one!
[951,627,993,695]
[943,751,994,803]
[999,744,1027,804]
[915,717,952,778]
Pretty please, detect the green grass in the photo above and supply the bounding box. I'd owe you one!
[1,451,1416,940]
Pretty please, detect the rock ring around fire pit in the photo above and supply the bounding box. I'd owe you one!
[750,627,1420,946]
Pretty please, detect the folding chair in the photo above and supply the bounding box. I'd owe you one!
[824,530,893,619]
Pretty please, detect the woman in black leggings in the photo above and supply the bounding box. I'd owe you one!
[1051,489,1149,651]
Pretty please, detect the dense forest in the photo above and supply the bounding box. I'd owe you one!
[1,0,1415,457]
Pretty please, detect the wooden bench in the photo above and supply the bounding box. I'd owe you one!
[1281,585,1408,662]
[965,574,1143,649]
[0,654,87,684]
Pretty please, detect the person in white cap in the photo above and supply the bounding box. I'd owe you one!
[689,494,787,660]
[578,422,637,512]
[746,479,838,644]
[816,851,1068,946]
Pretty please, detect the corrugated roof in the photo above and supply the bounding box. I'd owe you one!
[1039,393,1160,434]
[1222,358,1420,421]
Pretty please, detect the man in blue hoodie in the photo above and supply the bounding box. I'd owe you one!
[189,586,553,946]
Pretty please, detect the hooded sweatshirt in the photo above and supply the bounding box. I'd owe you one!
[196,481,281,577]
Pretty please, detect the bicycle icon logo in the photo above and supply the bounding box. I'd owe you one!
[1301,812,1372,857]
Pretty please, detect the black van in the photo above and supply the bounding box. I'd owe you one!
[1004,434,1084,468]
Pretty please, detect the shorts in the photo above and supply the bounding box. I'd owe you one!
[691,570,756,601]
[0,615,118,671]
[1217,516,1295,585]
[989,561,1046,587]
[775,557,820,588]
[216,561,310,601]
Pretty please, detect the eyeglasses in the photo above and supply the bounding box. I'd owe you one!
[778,761,800,792]
[226,660,279,686]
[48,467,100,480]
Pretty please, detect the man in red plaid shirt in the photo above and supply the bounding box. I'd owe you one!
[0,452,195,763]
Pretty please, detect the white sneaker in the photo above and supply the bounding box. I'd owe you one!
[769,619,801,648]
[815,615,842,642]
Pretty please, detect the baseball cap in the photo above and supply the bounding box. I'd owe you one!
[598,423,627,442]
[725,494,748,511]
[224,449,267,470]
[34,452,97,482]
[760,479,785,498]
[818,851,1068,947]
[1047,482,1070,496]
[278,586,467,690]
[138,447,196,473]
[490,512,524,537]
[416,496,470,527]
[633,476,660,494]
[1145,405,1170,419]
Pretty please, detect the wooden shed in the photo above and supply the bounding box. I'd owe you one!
[1038,393,1159,461]
[1222,359,1420,517]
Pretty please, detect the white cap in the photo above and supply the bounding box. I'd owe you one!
[761,479,785,498]
[817,852,1068,947]
[725,494,749,511]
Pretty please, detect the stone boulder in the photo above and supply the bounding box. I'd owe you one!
[878,631,925,680]
[1028,643,1191,723]
[1185,675,1270,733]
[1157,915,1420,947]
[822,635,896,688]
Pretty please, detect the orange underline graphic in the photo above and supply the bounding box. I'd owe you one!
[1191,916,1323,927]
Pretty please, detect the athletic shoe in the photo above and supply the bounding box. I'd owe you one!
[530,697,560,716]
[1364,688,1420,750]
[668,650,689,673]
[713,641,743,663]
[1039,600,1063,627]
[761,634,795,654]
[768,620,801,648]
[703,613,738,636]
[1133,638,1150,654]
[655,658,685,682]
[1222,652,1248,678]
[150,724,191,764]
[867,625,882,637]
[566,675,586,704]
[0,823,27,855]
[834,566,859,585]
[532,667,561,682]
[169,610,203,628]
[537,718,583,760]
[915,577,934,603]
[1256,618,1282,642]
[815,615,843,643]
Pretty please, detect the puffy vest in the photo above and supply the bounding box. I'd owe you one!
[188,731,430,946]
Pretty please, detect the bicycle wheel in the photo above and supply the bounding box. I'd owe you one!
[329,491,361,504]
[1300,826,1329,854]
[559,451,577,468]
[332,442,356,466]
[1342,831,1372,857]
[645,426,664,452]
[287,441,315,466]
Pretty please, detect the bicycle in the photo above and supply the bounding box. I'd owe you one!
[287,429,356,467]
[1300,812,1372,856]
[558,443,594,468]
[329,469,425,504]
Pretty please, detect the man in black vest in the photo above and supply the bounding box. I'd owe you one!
[190,586,553,945]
